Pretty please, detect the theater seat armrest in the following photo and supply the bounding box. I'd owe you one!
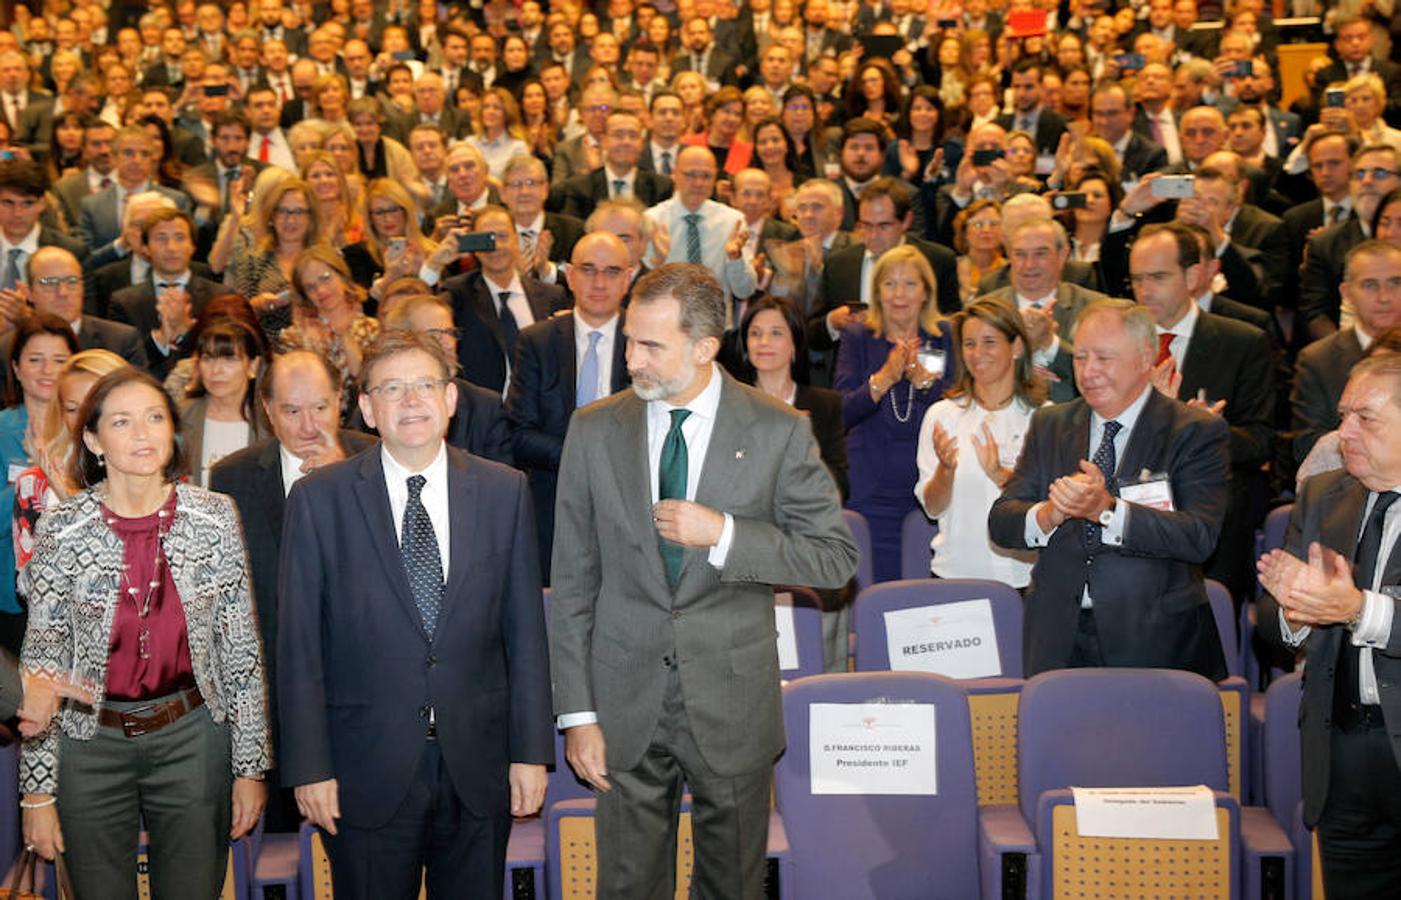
[978,804,1038,900]
[1241,805,1295,900]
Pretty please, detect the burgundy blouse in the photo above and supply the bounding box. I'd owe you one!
[103,491,196,701]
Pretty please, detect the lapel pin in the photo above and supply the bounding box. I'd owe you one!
[735,449,745,459]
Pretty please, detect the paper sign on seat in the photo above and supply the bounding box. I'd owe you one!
[1070,785,1220,840]
[809,702,937,795]
[882,598,1001,678]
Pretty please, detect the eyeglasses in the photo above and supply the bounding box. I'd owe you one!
[1354,167,1400,181]
[424,327,460,340]
[365,378,448,402]
[504,178,544,189]
[33,275,81,288]
[587,104,612,114]
[369,206,405,217]
[576,263,626,280]
[967,220,999,231]
[275,206,311,216]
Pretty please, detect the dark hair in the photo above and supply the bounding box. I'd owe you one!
[946,299,1047,407]
[74,368,186,488]
[895,85,946,144]
[860,176,914,220]
[186,317,265,422]
[1012,57,1044,79]
[190,293,269,354]
[46,111,88,181]
[1138,221,1204,270]
[840,116,886,149]
[738,296,810,384]
[1371,186,1401,237]
[211,108,252,139]
[632,263,726,342]
[750,116,799,174]
[6,314,79,407]
[0,159,47,198]
[1066,166,1123,226]
[845,58,902,121]
[629,40,660,60]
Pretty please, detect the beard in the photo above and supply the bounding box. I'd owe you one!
[629,358,696,401]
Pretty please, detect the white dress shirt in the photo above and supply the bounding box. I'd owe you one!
[649,142,678,175]
[249,129,298,173]
[1156,299,1199,371]
[483,271,535,391]
[1024,382,1154,606]
[1152,108,1184,166]
[0,224,40,286]
[604,166,638,199]
[1280,487,1401,705]
[381,441,451,579]
[280,445,312,495]
[643,197,756,309]
[574,312,619,400]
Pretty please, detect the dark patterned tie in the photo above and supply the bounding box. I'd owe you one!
[660,150,672,175]
[401,474,443,638]
[658,409,691,588]
[1337,491,1400,706]
[1084,420,1121,547]
[684,213,703,264]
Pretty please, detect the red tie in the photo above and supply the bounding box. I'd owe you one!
[1156,332,1174,367]
[259,136,271,163]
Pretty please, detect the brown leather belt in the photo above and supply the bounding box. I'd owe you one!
[97,687,204,737]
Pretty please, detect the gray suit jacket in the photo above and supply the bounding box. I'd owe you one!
[977,281,1112,402]
[78,184,193,259]
[549,370,858,775]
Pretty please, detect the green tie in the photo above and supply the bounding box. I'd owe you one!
[658,408,692,588]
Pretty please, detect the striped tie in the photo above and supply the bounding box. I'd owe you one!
[684,213,702,264]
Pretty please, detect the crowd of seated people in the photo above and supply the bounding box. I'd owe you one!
[0,0,1396,894]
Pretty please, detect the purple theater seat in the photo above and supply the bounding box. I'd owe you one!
[852,578,1024,678]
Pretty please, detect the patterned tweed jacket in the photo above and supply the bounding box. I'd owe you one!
[17,483,271,794]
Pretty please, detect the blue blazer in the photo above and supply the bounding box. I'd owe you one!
[277,444,553,827]
[0,407,26,615]
[506,311,629,578]
[833,320,954,505]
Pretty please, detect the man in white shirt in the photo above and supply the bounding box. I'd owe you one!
[245,87,297,172]
[507,232,633,576]
[1259,350,1401,897]
[549,262,856,899]
[279,330,551,900]
[643,147,756,318]
[1134,63,1184,166]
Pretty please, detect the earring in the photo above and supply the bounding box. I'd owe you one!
[97,454,105,468]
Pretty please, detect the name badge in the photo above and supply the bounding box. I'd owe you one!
[1119,471,1174,511]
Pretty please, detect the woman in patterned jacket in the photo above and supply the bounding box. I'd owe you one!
[17,367,270,899]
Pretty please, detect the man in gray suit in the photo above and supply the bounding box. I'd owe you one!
[48,119,117,230]
[78,126,192,265]
[979,217,1111,402]
[550,263,858,898]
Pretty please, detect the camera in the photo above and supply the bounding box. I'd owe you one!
[456,232,498,253]
[1150,175,1196,199]
[971,148,1005,167]
[1052,192,1088,210]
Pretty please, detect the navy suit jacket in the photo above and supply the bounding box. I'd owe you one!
[506,311,630,576]
[988,388,1230,679]
[439,271,568,394]
[277,444,553,826]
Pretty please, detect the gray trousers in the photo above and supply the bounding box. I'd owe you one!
[57,697,232,900]
[595,667,773,900]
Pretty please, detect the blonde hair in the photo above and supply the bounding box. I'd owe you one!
[41,349,129,496]
[291,243,368,313]
[867,245,943,336]
[364,178,436,266]
[254,177,320,255]
[299,149,356,240]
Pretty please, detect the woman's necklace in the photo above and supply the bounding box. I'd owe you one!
[107,501,174,661]
[890,380,916,423]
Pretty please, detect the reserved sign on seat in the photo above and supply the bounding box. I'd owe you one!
[883,599,1001,678]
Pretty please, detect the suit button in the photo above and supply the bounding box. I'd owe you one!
[662,655,672,668]
[427,655,438,668]
[672,611,682,620]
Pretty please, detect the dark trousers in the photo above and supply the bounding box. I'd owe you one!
[596,667,773,900]
[325,740,512,900]
[1067,608,1105,668]
[1317,718,1401,899]
[57,698,232,900]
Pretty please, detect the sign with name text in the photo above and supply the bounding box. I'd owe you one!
[809,702,937,795]
[1071,786,1220,840]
